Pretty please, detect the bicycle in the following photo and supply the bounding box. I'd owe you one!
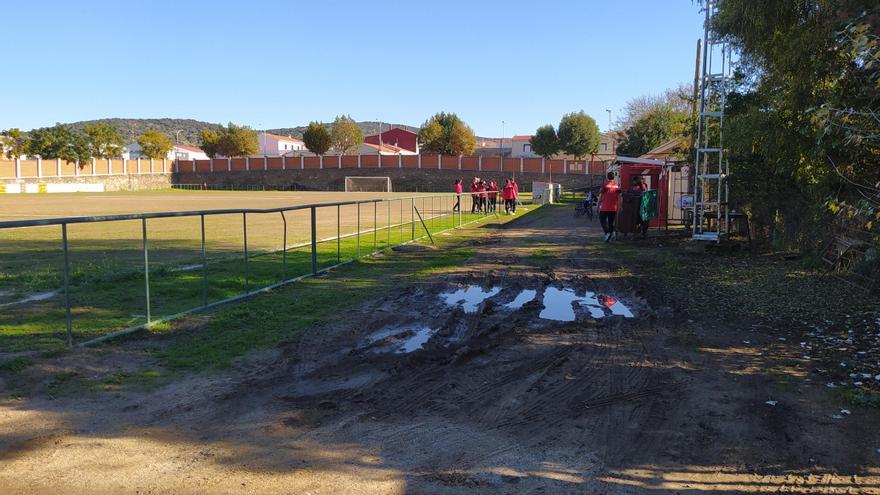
[573,201,594,221]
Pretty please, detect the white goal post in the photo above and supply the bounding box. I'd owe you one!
[344,176,392,192]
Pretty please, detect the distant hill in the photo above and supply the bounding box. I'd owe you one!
[60,118,222,146]
[33,119,492,147]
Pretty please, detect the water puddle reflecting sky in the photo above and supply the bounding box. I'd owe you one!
[440,285,636,322]
[440,286,501,313]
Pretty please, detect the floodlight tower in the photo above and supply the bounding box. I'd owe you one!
[692,0,733,241]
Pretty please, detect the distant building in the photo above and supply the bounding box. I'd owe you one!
[474,138,511,157]
[259,132,306,156]
[639,136,688,161]
[508,133,618,161]
[364,127,419,154]
[358,142,417,155]
[124,144,208,161]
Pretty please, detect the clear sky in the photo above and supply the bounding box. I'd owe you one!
[1,1,704,137]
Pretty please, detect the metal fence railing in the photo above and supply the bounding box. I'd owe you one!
[0,193,501,348]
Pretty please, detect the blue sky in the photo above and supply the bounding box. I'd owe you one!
[1,1,703,137]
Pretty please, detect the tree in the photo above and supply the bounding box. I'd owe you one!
[1,128,30,159]
[83,123,124,159]
[530,125,560,160]
[417,112,476,155]
[557,111,600,159]
[137,130,173,159]
[302,122,332,155]
[199,128,221,158]
[28,124,91,164]
[330,115,363,155]
[614,83,694,131]
[616,105,690,156]
[216,123,258,157]
[706,0,880,249]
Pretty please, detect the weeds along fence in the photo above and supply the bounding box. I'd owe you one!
[0,194,496,349]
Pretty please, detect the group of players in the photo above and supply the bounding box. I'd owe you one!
[453,177,520,215]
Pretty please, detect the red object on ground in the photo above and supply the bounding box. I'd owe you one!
[598,295,617,309]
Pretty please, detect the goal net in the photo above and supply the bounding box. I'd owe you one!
[345,176,392,192]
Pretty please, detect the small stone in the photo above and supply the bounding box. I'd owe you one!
[840,409,851,415]
[765,400,778,406]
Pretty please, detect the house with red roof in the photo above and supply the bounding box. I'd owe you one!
[364,127,419,154]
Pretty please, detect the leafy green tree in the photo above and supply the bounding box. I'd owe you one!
[616,105,689,156]
[417,112,476,155]
[530,125,560,159]
[557,111,600,159]
[707,0,880,249]
[330,115,363,155]
[217,123,258,157]
[137,130,173,159]
[1,128,30,159]
[303,122,332,155]
[83,123,124,159]
[199,128,221,158]
[28,124,91,164]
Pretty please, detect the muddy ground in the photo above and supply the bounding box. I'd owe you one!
[1,206,879,494]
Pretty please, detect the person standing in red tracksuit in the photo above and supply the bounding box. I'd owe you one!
[598,172,622,242]
[476,180,487,213]
[470,178,479,213]
[487,180,499,212]
[502,179,515,214]
[511,178,519,214]
[453,178,463,212]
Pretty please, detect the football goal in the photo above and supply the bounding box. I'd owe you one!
[345,176,392,192]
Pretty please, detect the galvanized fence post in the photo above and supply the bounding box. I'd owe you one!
[387,200,391,247]
[142,218,151,325]
[336,204,341,263]
[243,212,249,294]
[357,202,361,258]
[310,206,317,274]
[411,197,415,240]
[61,223,73,347]
[373,201,377,253]
[200,214,207,307]
[280,211,287,281]
[399,199,403,244]
[458,194,463,227]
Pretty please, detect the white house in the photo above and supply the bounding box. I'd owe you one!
[509,133,618,160]
[124,144,209,161]
[259,133,306,156]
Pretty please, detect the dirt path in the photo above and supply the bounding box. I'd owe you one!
[1,205,879,494]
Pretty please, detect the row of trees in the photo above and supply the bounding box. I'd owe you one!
[299,113,479,157]
[299,115,364,156]
[0,123,181,162]
[530,111,602,160]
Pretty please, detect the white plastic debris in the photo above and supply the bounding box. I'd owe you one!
[827,383,838,388]
[831,414,844,420]
[840,409,851,415]
[855,381,864,386]
[803,355,812,360]
[875,374,880,381]
[765,400,778,406]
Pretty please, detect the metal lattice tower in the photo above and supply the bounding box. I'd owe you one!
[692,0,732,241]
